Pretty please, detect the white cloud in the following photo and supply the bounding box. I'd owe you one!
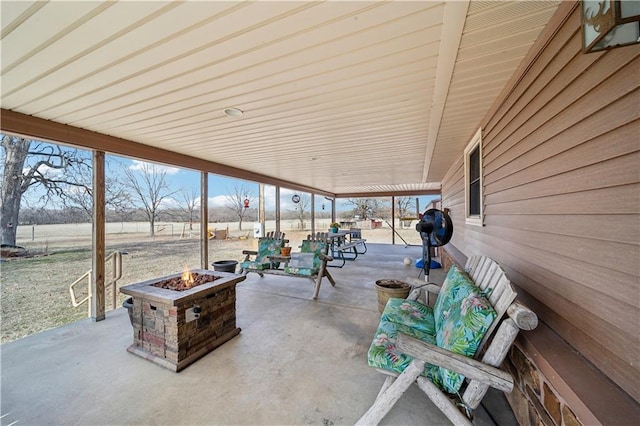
[159,195,201,210]
[208,195,227,208]
[261,187,319,211]
[66,185,88,196]
[129,160,180,175]
[159,197,181,209]
[28,164,63,178]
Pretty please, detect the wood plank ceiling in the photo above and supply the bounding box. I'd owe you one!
[1,1,560,197]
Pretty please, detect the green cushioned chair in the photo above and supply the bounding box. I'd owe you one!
[240,231,285,273]
[368,265,496,394]
[242,232,336,300]
[359,256,537,426]
[283,240,325,276]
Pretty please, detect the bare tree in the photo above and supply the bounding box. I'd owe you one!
[121,162,177,237]
[179,187,200,231]
[223,183,255,231]
[61,159,131,220]
[344,198,385,220]
[0,136,91,246]
[395,196,415,228]
[291,194,310,230]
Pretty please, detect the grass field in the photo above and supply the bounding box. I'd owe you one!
[1,220,423,343]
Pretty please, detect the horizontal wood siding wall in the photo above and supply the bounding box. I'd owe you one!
[441,6,640,402]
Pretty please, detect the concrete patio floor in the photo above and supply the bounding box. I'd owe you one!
[1,243,516,425]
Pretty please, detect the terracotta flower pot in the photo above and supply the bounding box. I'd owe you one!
[280,247,292,256]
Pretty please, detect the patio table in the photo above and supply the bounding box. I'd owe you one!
[327,231,361,267]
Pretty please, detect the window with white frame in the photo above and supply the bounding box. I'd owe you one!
[464,128,483,226]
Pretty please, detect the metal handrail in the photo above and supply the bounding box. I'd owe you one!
[69,251,124,317]
[69,270,92,316]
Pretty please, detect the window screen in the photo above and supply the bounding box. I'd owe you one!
[468,146,480,216]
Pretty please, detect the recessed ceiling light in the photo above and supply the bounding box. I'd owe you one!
[223,107,243,117]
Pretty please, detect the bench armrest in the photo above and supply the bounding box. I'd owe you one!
[319,253,333,262]
[242,250,258,256]
[396,332,513,392]
[405,277,440,295]
[405,277,440,303]
[267,255,290,262]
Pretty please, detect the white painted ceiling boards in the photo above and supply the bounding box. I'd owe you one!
[1,1,560,196]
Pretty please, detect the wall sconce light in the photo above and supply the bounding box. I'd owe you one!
[582,0,640,53]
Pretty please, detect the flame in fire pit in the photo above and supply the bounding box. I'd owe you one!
[181,266,194,288]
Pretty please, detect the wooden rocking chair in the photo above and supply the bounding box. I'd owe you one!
[357,256,538,425]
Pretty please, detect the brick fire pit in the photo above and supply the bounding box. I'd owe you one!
[120,269,245,372]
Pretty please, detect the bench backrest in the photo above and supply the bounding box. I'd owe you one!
[284,232,329,276]
[349,228,363,239]
[408,256,536,411]
[264,230,285,240]
[255,233,286,263]
[305,232,329,245]
[464,256,517,355]
[301,232,329,255]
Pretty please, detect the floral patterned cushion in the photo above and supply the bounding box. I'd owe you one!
[300,240,326,258]
[367,320,441,385]
[380,298,435,336]
[433,265,477,331]
[283,266,315,276]
[370,265,497,395]
[240,238,283,270]
[283,253,316,276]
[240,259,270,271]
[283,240,326,276]
[435,284,496,393]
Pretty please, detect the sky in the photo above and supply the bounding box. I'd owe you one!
[11,141,439,214]
[120,157,440,214]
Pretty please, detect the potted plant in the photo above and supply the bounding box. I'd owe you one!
[374,279,411,313]
[280,245,292,256]
[330,222,340,233]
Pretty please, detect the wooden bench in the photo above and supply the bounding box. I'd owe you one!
[243,232,336,300]
[349,228,367,254]
[330,241,360,267]
[355,238,367,253]
[357,256,538,425]
[329,228,367,267]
